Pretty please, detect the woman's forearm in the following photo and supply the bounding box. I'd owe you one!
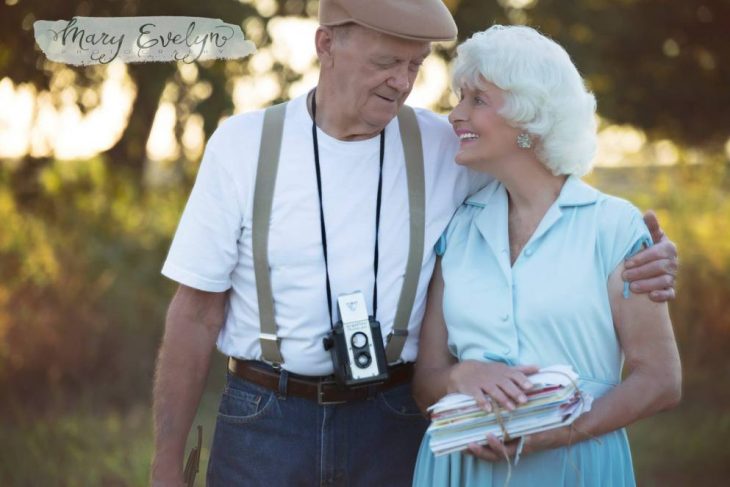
[413,361,456,413]
[525,266,681,455]
[413,258,458,414]
[571,361,681,443]
[525,360,681,455]
[572,263,683,443]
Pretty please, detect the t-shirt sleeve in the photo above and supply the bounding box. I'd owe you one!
[598,198,653,297]
[161,142,244,292]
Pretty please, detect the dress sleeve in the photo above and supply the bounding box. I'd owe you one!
[434,233,448,257]
[597,197,653,298]
[434,204,471,257]
[161,142,244,292]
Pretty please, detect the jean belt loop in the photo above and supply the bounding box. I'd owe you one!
[277,368,288,399]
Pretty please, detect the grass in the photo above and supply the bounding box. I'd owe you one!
[629,405,730,486]
[1,403,151,486]
[2,354,728,486]
[0,355,226,487]
[628,364,730,486]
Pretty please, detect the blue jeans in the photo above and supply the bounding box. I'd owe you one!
[206,369,428,486]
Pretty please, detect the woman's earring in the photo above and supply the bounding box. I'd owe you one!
[517,132,532,149]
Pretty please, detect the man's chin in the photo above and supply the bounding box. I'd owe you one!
[365,109,399,130]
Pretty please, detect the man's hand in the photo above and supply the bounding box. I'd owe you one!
[622,210,678,302]
[466,425,572,463]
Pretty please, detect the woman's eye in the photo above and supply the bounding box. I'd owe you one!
[474,96,486,105]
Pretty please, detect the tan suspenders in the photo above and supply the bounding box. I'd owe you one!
[387,106,426,363]
[252,102,288,365]
[252,102,425,367]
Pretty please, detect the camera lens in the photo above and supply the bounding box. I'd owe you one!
[351,332,368,349]
[355,351,372,368]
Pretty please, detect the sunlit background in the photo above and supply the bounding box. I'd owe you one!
[1,0,729,485]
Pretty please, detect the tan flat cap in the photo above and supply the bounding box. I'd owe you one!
[319,0,457,42]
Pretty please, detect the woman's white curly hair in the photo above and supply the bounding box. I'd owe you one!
[452,25,598,176]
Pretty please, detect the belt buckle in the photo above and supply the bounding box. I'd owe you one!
[317,380,347,406]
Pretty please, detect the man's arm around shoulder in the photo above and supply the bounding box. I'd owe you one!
[151,285,227,486]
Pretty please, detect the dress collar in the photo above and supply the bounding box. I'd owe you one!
[465,174,599,209]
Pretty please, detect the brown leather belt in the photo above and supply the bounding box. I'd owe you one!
[228,358,414,405]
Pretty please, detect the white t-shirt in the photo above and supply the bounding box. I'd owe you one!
[162,93,490,375]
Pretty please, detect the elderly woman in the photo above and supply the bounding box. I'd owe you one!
[412,25,681,486]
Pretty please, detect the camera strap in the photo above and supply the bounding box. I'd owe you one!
[310,89,383,327]
[252,94,425,367]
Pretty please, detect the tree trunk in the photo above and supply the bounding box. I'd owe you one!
[105,63,176,177]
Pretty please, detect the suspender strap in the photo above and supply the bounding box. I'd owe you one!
[385,105,425,364]
[253,102,287,365]
[252,102,425,366]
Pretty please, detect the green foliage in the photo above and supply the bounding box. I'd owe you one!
[588,158,730,364]
[628,401,730,486]
[0,158,186,404]
[0,0,317,174]
[1,402,153,487]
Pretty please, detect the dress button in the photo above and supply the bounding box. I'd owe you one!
[503,348,511,355]
[500,313,510,322]
[525,248,534,257]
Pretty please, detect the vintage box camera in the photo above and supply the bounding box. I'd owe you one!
[323,292,389,388]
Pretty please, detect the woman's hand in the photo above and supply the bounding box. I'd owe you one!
[448,360,539,412]
[466,426,572,463]
[413,261,539,413]
[466,434,521,462]
[521,426,572,455]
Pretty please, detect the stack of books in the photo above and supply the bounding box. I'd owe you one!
[426,365,592,456]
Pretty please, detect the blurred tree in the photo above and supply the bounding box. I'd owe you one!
[451,0,730,146]
[3,0,727,175]
[0,0,316,399]
[0,0,261,176]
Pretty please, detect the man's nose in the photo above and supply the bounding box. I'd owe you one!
[388,66,411,92]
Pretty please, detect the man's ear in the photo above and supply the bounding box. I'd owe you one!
[315,26,336,68]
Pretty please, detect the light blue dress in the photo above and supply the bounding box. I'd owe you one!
[413,176,652,487]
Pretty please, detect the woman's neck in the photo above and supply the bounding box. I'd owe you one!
[500,159,567,264]
[503,167,566,216]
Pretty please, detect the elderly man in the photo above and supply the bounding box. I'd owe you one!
[151,1,678,485]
